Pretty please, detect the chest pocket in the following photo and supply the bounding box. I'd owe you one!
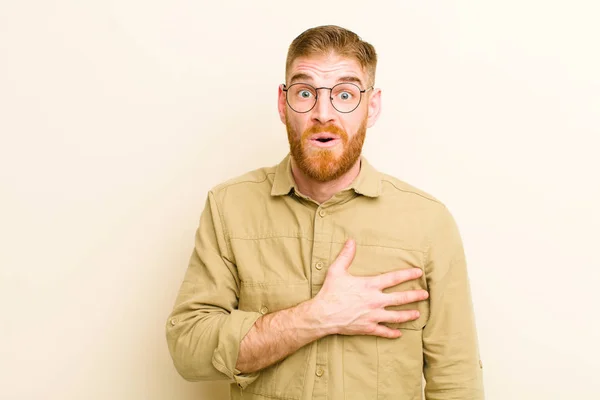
[238,281,311,399]
[347,243,429,330]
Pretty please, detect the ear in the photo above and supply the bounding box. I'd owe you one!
[278,84,287,125]
[366,88,382,128]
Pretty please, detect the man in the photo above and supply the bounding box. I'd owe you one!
[167,25,484,399]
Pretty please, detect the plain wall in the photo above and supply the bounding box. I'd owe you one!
[1,1,598,399]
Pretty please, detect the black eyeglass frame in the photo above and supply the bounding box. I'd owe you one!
[282,82,373,114]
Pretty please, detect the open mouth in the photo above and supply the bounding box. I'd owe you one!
[308,133,342,148]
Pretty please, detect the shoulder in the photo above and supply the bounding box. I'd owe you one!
[379,173,445,209]
[377,173,463,252]
[208,164,277,202]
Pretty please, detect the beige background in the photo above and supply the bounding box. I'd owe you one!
[1,1,599,399]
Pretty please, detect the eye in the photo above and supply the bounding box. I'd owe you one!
[300,90,313,99]
[338,91,353,101]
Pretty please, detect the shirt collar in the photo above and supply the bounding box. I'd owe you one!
[271,153,381,198]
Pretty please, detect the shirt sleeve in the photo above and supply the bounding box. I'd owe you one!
[166,191,262,389]
[422,205,485,399]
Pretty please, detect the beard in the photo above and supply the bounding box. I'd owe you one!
[286,115,367,183]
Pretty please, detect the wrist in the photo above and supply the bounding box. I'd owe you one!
[294,297,337,338]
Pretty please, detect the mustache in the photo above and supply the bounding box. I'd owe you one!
[301,124,348,141]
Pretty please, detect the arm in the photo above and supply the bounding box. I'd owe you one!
[165,191,262,389]
[237,239,428,373]
[235,301,325,373]
[167,194,426,384]
[423,206,485,399]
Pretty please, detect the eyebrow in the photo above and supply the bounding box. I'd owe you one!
[337,75,364,87]
[288,73,314,84]
[288,73,365,88]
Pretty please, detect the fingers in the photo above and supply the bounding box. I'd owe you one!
[383,290,429,306]
[365,324,403,339]
[372,309,421,324]
[329,239,356,275]
[370,268,423,289]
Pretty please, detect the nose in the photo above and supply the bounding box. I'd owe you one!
[311,89,336,124]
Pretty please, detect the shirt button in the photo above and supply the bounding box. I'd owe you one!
[259,306,269,315]
[315,366,324,377]
[315,262,323,270]
[170,318,177,326]
[318,209,326,217]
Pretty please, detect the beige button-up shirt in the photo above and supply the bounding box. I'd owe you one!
[166,155,484,399]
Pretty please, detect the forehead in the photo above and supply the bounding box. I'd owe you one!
[287,53,367,86]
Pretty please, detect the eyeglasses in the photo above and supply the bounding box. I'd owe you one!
[282,82,373,113]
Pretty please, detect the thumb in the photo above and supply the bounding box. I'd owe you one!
[330,239,356,274]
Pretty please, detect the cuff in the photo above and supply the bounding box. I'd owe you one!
[211,309,262,389]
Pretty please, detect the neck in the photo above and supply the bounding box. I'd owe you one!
[290,158,361,204]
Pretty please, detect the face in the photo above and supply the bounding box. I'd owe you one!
[278,53,381,182]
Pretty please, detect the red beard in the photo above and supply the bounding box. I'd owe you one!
[286,116,367,182]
